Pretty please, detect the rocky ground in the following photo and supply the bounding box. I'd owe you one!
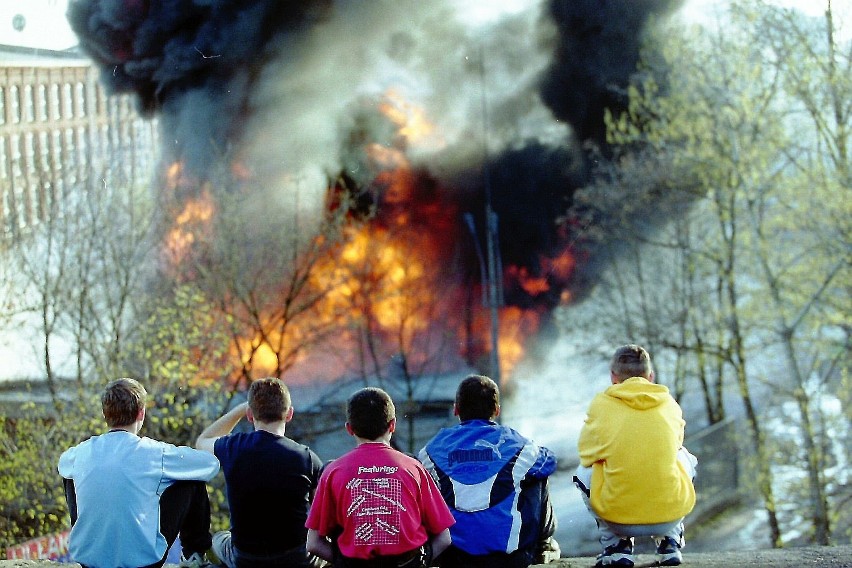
[3,545,852,568]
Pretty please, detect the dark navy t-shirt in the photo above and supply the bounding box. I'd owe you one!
[214,430,323,554]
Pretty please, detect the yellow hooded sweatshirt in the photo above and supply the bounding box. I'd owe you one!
[577,377,696,525]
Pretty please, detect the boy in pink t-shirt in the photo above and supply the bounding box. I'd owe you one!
[306,388,454,567]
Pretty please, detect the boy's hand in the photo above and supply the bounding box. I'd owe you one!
[396,541,432,568]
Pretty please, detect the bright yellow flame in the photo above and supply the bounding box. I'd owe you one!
[235,334,280,376]
[165,161,183,189]
[378,89,445,149]
[309,224,434,336]
[497,307,541,379]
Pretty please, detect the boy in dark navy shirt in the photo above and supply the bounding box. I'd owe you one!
[197,377,325,568]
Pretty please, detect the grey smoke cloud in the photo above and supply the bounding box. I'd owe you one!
[67,0,682,315]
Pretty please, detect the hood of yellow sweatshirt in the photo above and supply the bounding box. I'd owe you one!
[603,376,671,410]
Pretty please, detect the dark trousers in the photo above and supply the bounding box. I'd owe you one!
[438,547,530,568]
[64,478,213,568]
[335,547,425,568]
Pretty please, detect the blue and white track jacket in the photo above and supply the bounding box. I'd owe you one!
[418,419,556,556]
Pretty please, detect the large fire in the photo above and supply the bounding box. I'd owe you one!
[162,90,575,386]
[69,0,677,390]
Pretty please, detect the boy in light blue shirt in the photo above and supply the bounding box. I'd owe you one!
[58,378,220,568]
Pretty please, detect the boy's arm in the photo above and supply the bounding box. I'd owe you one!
[577,411,603,467]
[428,528,452,559]
[528,444,557,478]
[306,528,334,561]
[161,444,220,481]
[196,402,248,453]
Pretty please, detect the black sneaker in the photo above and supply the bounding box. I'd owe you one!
[595,538,634,567]
[656,536,683,566]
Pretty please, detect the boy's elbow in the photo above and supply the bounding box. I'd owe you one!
[305,539,318,555]
[195,436,214,453]
[306,529,333,561]
[431,528,452,558]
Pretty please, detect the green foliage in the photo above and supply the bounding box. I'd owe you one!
[0,400,100,554]
[126,284,233,390]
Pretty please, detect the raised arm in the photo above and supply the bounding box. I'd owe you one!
[196,402,248,453]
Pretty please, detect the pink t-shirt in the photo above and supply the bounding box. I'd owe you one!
[306,442,455,559]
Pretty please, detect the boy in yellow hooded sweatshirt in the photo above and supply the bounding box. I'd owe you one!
[574,345,697,567]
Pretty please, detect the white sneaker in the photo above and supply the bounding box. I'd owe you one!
[655,536,683,566]
[537,536,562,563]
[179,552,214,568]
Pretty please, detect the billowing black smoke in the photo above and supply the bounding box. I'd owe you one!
[453,0,683,310]
[67,0,333,174]
[66,0,682,329]
[541,0,683,145]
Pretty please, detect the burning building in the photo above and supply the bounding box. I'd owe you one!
[66,0,683,386]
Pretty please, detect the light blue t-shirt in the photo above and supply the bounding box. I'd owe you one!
[58,430,220,568]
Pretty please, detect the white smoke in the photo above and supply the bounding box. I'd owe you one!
[239,0,561,212]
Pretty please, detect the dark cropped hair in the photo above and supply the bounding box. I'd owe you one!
[610,344,653,381]
[102,378,147,428]
[347,387,395,441]
[248,378,291,423]
[455,374,499,421]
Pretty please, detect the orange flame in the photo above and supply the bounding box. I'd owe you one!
[231,160,252,181]
[497,307,541,378]
[509,265,550,296]
[165,161,183,189]
[164,191,215,264]
[544,249,576,280]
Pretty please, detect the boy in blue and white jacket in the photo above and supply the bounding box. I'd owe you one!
[418,374,560,568]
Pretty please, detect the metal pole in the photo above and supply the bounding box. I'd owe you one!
[479,44,502,386]
[485,206,501,385]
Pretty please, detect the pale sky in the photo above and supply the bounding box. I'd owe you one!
[0,0,75,51]
[0,0,847,53]
[680,0,851,38]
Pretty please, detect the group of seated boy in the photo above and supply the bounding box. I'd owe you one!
[58,344,695,568]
